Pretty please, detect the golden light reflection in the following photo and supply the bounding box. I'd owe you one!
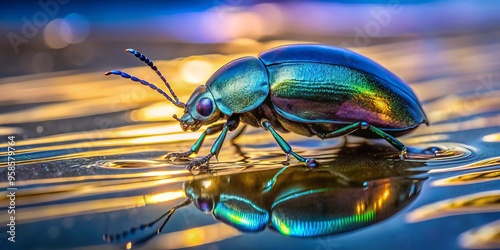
[0,97,143,124]
[425,88,500,124]
[383,189,390,200]
[144,191,185,204]
[0,123,183,151]
[0,132,201,167]
[0,175,189,209]
[0,188,184,224]
[403,134,450,144]
[130,102,178,121]
[356,185,392,214]
[128,133,202,145]
[415,115,500,137]
[429,157,500,173]
[0,169,186,190]
[0,146,159,167]
[0,126,23,136]
[151,223,241,249]
[459,219,500,249]
[112,124,182,138]
[484,133,500,142]
[202,180,212,188]
[432,169,500,187]
[406,190,500,223]
[0,190,185,225]
[356,202,366,214]
[125,242,132,250]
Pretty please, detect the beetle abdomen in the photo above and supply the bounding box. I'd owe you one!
[267,63,425,130]
[259,45,428,131]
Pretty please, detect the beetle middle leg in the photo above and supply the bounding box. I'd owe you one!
[165,123,225,160]
[260,119,319,168]
[320,121,407,159]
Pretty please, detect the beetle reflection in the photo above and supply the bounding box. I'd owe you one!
[184,164,424,237]
[104,145,427,247]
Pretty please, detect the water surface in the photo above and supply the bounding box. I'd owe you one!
[1,33,500,249]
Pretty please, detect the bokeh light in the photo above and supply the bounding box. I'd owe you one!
[43,18,71,49]
[179,56,215,85]
[43,13,89,49]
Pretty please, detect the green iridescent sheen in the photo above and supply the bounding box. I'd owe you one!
[268,63,426,129]
[271,209,376,237]
[213,194,269,232]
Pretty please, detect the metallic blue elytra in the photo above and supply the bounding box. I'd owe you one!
[105,44,429,169]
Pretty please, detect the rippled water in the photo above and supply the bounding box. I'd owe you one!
[1,33,500,250]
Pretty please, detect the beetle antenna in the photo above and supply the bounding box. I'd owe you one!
[125,48,181,104]
[103,199,192,246]
[105,70,185,108]
[157,198,192,233]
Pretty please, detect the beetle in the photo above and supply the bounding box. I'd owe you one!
[105,44,428,170]
[181,166,423,237]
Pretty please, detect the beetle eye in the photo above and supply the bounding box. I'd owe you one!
[196,196,214,213]
[196,98,213,117]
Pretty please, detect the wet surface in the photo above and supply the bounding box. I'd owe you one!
[1,32,500,249]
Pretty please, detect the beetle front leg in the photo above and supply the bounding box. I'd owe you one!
[261,119,319,168]
[187,116,240,170]
[187,125,228,170]
[165,123,225,160]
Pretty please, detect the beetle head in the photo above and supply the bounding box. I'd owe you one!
[103,49,223,132]
[174,86,221,132]
[184,179,220,213]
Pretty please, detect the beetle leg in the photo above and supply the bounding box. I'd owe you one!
[366,124,407,159]
[321,121,407,159]
[261,119,319,168]
[187,124,230,170]
[165,123,225,160]
[316,122,363,139]
[185,116,240,170]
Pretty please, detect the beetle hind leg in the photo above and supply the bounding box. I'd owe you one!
[366,124,407,159]
[261,119,319,168]
[321,121,407,159]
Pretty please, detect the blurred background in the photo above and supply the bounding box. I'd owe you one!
[2,0,500,77]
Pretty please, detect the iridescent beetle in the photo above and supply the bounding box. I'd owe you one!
[105,44,428,169]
